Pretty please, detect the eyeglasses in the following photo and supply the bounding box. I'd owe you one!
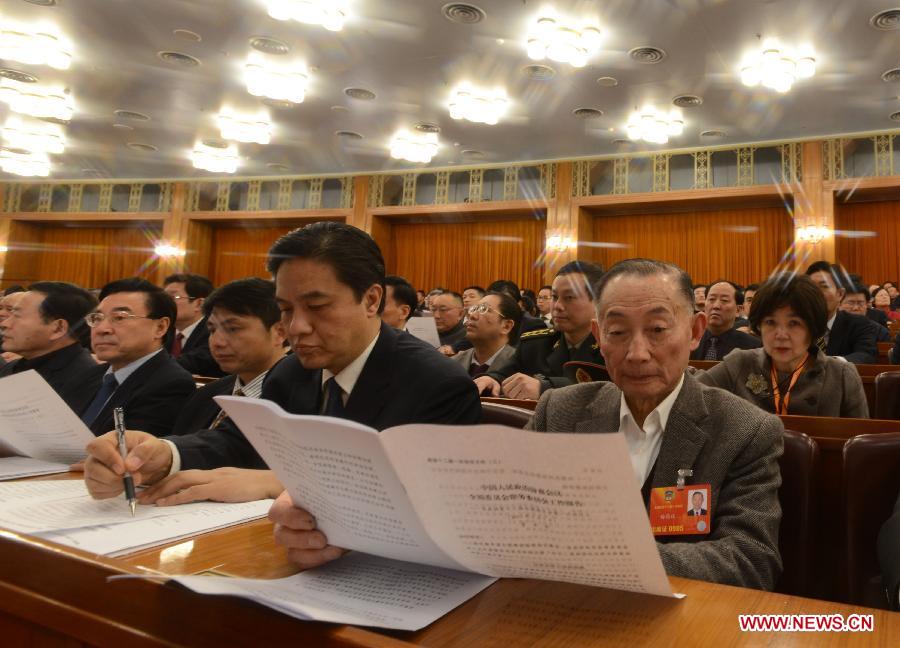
[842,300,867,308]
[536,295,552,301]
[467,303,506,318]
[169,295,198,302]
[431,306,461,315]
[85,312,154,327]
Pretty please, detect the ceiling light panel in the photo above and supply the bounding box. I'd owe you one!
[192,141,240,173]
[524,9,602,69]
[448,83,508,125]
[266,0,347,32]
[625,106,684,144]
[390,130,439,163]
[0,148,50,177]
[1,115,65,154]
[217,109,272,144]
[0,20,72,70]
[0,78,74,121]
[245,53,309,104]
[740,38,816,93]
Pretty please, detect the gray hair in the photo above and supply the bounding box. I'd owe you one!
[593,258,695,313]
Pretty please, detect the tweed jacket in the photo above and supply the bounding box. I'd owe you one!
[526,371,784,591]
[696,347,868,418]
[453,344,516,373]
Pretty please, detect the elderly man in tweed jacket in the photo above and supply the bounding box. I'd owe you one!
[528,259,783,591]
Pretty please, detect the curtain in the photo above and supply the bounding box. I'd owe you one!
[389,219,546,293]
[589,206,794,286]
[835,200,900,285]
[210,225,297,285]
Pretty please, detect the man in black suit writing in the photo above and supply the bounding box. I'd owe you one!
[83,223,481,520]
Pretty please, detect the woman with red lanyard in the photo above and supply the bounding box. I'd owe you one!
[697,273,868,418]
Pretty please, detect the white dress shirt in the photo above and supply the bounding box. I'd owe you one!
[618,374,685,486]
[321,332,380,408]
[177,318,202,345]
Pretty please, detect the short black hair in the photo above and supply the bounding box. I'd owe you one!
[593,259,694,312]
[433,291,463,307]
[805,260,851,291]
[3,285,25,296]
[486,280,522,303]
[844,284,871,302]
[555,260,605,299]
[164,273,214,299]
[267,221,385,314]
[98,277,177,346]
[745,283,760,293]
[462,285,485,297]
[539,285,553,292]
[202,278,280,329]
[485,290,524,344]
[748,273,827,341]
[28,281,98,347]
[707,279,745,306]
[384,275,417,321]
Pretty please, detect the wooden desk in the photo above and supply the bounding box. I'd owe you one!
[1,503,899,646]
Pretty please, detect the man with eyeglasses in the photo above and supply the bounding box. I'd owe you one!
[163,273,224,378]
[0,282,101,413]
[453,292,521,378]
[81,277,196,437]
[536,285,553,328]
[841,284,892,342]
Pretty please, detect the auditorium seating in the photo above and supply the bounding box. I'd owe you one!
[874,372,900,420]
[480,402,533,428]
[775,430,819,598]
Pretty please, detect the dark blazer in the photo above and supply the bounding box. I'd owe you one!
[891,332,900,365]
[173,318,226,378]
[690,327,762,361]
[85,350,197,437]
[0,343,101,414]
[487,328,604,394]
[878,491,900,610]
[827,310,878,364]
[520,312,548,334]
[170,322,482,470]
[867,308,889,328]
[170,374,237,436]
[438,321,467,348]
[527,372,784,590]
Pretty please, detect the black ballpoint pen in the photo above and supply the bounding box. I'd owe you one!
[113,407,136,517]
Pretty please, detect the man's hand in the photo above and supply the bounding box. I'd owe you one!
[437,345,456,356]
[139,468,284,506]
[84,430,173,499]
[473,375,501,396]
[501,373,542,400]
[269,491,346,570]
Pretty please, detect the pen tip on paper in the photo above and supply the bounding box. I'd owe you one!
[129,500,136,517]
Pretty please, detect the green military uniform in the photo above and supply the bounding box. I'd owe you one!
[485,328,605,393]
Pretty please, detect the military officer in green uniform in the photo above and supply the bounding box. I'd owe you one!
[475,260,605,400]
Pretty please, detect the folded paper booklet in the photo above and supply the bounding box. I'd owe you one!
[175,397,680,631]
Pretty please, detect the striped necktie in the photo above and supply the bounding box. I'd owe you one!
[208,387,244,430]
[704,336,720,361]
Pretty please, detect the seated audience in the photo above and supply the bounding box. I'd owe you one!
[693,284,707,313]
[477,260,605,400]
[841,285,892,342]
[536,284,553,328]
[0,282,101,412]
[487,279,546,334]
[528,258,782,590]
[0,288,27,363]
[461,286,485,308]
[83,222,480,513]
[163,273,224,377]
[890,331,900,364]
[805,261,878,364]
[690,280,761,360]
[81,278,196,436]
[431,291,467,351]
[415,289,427,312]
[697,273,868,418]
[878,490,900,610]
[884,281,900,310]
[453,291,521,377]
[382,275,417,330]
[423,287,445,312]
[872,287,900,321]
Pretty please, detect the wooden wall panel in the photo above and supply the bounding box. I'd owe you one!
[210,226,297,285]
[388,219,546,293]
[835,200,900,285]
[589,206,794,286]
[2,224,161,289]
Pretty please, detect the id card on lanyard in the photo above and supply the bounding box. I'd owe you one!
[770,353,810,415]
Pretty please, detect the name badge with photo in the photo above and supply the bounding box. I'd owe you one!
[648,483,712,536]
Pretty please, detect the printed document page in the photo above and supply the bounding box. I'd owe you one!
[0,370,95,464]
[404,316,441,348]
[0,456,69,480]
[215,397,465,571]
[175,551,496,631]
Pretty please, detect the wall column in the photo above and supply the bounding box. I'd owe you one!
[794,141,836,266]
[543,162,575,284]
[155,182,188,284]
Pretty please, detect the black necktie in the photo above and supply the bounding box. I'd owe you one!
[469,362,490,377]
[323,377,346,418]
[81,373,119,426]
[704,336,719,360]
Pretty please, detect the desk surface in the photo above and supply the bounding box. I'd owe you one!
[1,477,898,646]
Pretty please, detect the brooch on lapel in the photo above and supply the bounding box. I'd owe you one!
[745,373,768,397]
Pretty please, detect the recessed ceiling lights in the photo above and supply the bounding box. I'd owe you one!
[173,29,202,42]
[870,9,900,30]
[81,168,103,176]
[330,105,349,112]
[525,9,602,68]
[596,76,618,87]
[157,51,201,67]
[114,109,150,121]
[217,109,272,144]
[112,123,134,131]
[629,47,667,64]
[0,78,74,121]
[262,98,297,109]
[390,130,439,163]
[522,64,556,80]
[448,83,508,125]
[0,68,38,84]
[414,122,441,133]
[0,149,50,177]
[2,116,65,154]
[126,142,159,152]
[0,20,72,69]
[245,53,308,104]
[461,149,484,158]
[335,130,363,139]
[344,87,376,100]
[625,106,684,144]
[573,107,603,119]
[266,0,347,32]
[700,129,727,138]
[890,111,900,122]
[23,0,58,6]
[442,3,486,24]
[612,138,631,145]
[739,39,815,93]
[882,68,900,82]
[201,138,229,148]
[267,163,290,172]
[249,36,290,55]
[673,94,703,107]
[192,141,239,173]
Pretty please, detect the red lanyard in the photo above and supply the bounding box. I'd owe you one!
[770,353,810,415]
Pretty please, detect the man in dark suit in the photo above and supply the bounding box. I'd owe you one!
[83,223,480,519]
[806,262,878,364]
[163,273,224,378]
[381,275,417,330]
[81,278,196,437]
[453,291,521,377]
[690,280,761,360]
[0,281,101,413]
[476,260,606,400]
[841,285,892,343]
